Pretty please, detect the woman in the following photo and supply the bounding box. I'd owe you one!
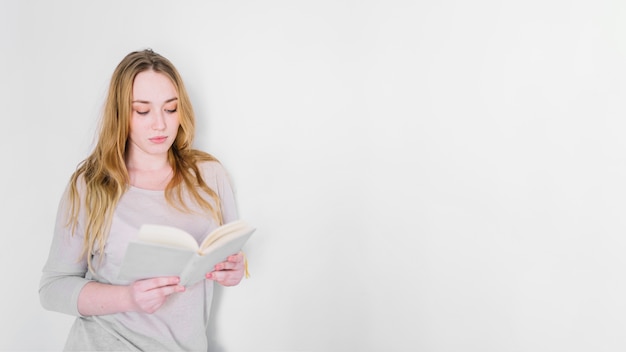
[39,49,246,351]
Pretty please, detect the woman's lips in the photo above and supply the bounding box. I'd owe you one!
[149,136,168,144]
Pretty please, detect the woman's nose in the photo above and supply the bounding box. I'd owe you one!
[152,111,166,130]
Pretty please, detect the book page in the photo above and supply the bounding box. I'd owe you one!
[199,220,250,251]
[139,224,200,252]
[181,228,255,285]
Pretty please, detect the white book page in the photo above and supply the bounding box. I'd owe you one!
[139,224,200,252]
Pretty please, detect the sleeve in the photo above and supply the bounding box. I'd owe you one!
[215,162,239,224]
[200,160,239,224]
[39,182,92,317]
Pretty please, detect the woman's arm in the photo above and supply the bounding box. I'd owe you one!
[39,186,92,316]
[203,162,247,287]
[77,277,185,315]
[40,184,185,316]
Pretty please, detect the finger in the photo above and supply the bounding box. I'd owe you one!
[154,283,186,297]
[207,270,233,281]
[220,252,244,269]
[228,252,244,263]
[207,270,242,286]
[215,259,243,271]
[135,276,180,291]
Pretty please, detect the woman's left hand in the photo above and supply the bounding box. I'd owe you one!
[206,251,246,286]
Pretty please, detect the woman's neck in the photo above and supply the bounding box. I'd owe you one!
[126,153,173,190]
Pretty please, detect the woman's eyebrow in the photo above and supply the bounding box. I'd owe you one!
[132,97,178,104]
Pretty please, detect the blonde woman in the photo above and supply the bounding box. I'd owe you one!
[39,49,246,351]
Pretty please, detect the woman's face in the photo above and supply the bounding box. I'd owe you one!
[127,70,181,160]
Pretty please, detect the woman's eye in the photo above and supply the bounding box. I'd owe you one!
[165,108,177,113]
[136,110,149,115]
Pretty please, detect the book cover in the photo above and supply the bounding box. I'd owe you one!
[118,220,255,286]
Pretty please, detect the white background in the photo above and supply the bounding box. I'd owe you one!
[3,1,626,351]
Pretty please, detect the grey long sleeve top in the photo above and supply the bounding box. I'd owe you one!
[39,161,238,351]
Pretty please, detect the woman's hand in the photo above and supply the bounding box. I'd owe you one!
[77,276,185,316]
[127,276,185,314]
[206,252,246,286]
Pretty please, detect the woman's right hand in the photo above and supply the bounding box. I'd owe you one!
[127,276,186,314]
[78,277,185,316]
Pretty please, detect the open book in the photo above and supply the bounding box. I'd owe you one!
[118,220,255,286]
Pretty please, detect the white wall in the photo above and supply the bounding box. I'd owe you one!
[3,0,626,351]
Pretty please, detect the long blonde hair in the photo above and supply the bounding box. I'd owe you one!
[67,49,222,271]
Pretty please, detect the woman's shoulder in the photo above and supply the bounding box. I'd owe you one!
[191,151,229,180]
[65,168,88,196]
[193,156,234,196]
[197,159,227,178]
